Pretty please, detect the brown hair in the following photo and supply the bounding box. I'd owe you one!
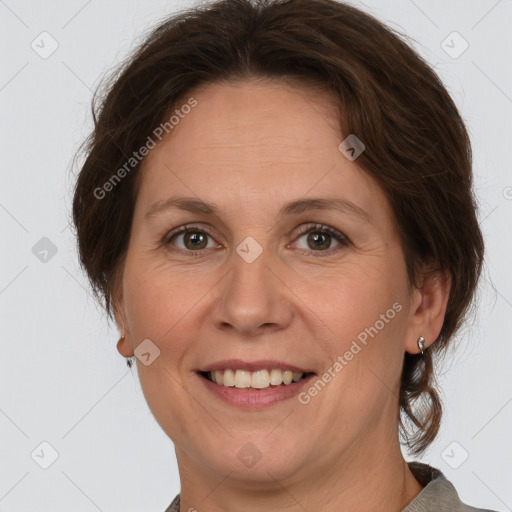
[71,0,484,455]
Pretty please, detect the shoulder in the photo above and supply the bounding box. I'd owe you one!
[164,463,499,512]
[163,494,180,512]
[403,461,498,512]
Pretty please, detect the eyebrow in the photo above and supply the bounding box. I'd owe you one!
[144,196,371,223]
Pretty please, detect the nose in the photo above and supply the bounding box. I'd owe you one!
[210,243,294,337]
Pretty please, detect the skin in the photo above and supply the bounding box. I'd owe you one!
[114,78,451,512]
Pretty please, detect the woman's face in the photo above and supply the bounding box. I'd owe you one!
[115,78,424,484]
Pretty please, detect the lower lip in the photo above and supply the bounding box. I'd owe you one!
[197,373,315,409]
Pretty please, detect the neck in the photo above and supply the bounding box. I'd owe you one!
[175,433,423,512]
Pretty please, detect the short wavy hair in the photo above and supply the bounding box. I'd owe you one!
[72,0,484,455]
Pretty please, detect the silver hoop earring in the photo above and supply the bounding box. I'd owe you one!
[417,336,426,355]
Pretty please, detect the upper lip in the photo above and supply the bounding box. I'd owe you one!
[199,359,315,374]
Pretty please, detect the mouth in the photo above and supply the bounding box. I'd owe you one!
[198,368,314,390]
[195,359,317,408]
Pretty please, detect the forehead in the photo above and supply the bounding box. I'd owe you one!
[134,78,389,225]
[160,79,341,161]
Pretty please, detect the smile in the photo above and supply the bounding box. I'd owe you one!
[200,368,310,389]
[196,360,316,408]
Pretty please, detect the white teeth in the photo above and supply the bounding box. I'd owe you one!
[234,370,251,388]
[269,369,282,385]
[223,369,235,387]
[206,368,305,389]
[251,370,270,389]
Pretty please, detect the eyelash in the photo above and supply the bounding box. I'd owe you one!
[162,223,350,257]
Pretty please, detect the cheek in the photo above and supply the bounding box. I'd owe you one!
[296,262,407,354]
[304,262,409,403]
[122,255,208,349]
[121,261,206,438]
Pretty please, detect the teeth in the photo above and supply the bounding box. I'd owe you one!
[234,370,251,388]
[269,369,282,385]
[251,370,269,389]
[206,368,305,389]
[222,369,235,387]
[282,370,293,385]
[213,370,224,385]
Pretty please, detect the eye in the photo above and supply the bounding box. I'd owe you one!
[292,223,349,255]
[163,224,220,253]
[162,222,349,256]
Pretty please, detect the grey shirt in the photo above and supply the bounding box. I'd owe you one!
[164,461,497,511]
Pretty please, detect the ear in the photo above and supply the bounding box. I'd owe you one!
[404,267,451,355]
[112,285,135,359]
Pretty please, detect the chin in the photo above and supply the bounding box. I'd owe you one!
[201,433,310,483]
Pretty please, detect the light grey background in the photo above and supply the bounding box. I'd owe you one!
[0,0,511,511]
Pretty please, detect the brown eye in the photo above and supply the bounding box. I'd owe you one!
[306,232,332,250]
[293,224,349,254]
[182,231,208,250]
[164,224,218,253]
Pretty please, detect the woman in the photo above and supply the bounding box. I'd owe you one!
[72,0,494,510]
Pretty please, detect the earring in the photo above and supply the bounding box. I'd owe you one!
[417,336,426,355]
